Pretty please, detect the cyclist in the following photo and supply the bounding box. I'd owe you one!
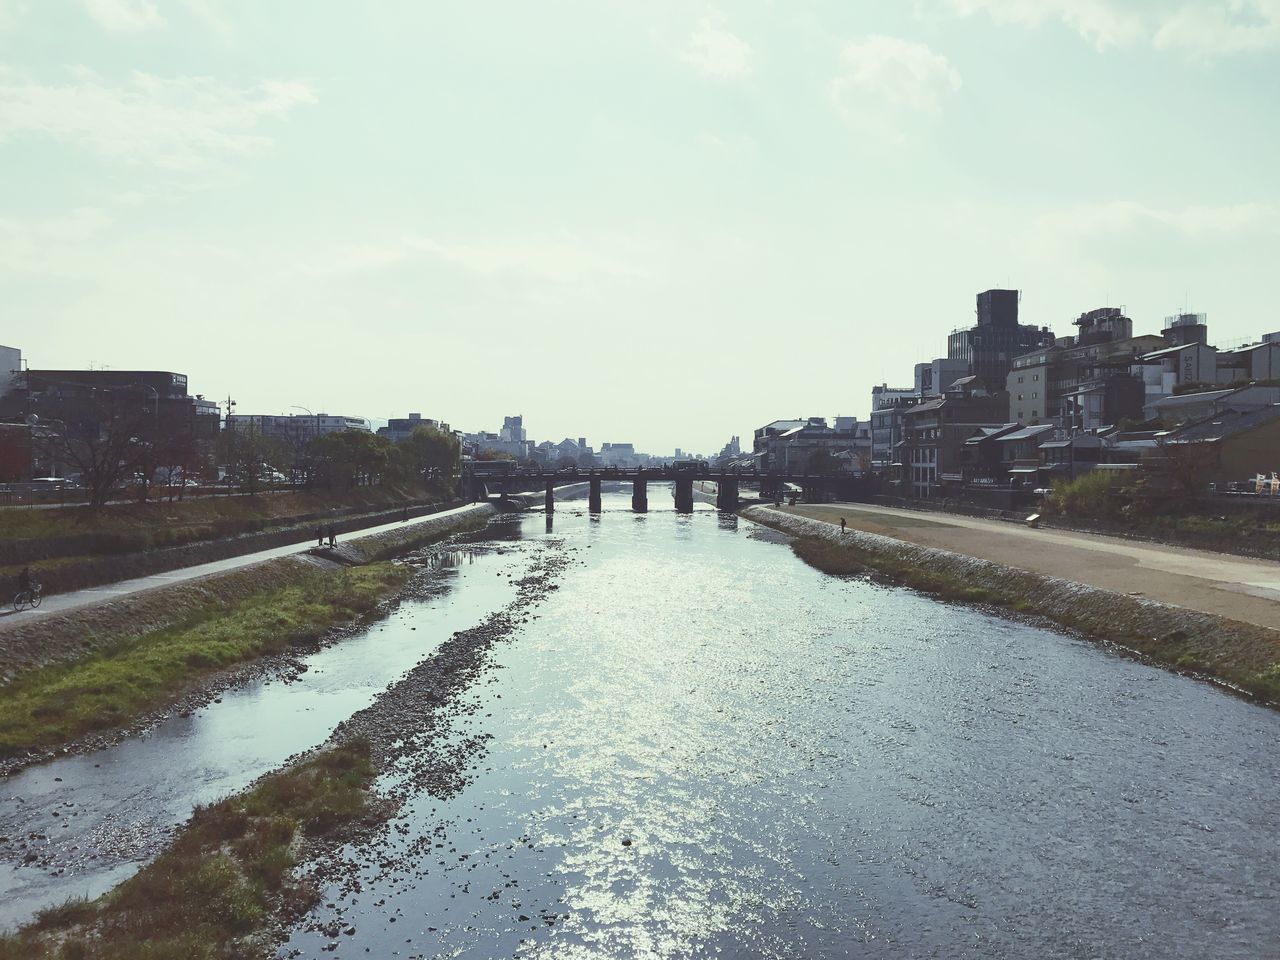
[17,566,32,595]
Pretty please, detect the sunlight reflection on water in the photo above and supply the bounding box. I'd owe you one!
[283,494,1280,959]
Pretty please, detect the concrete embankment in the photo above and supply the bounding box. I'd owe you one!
[0,504,495,684]
[743,505,1280,704]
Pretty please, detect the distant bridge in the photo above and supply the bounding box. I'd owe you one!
[462,464,852,513]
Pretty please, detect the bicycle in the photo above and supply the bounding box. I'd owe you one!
[12,583,42,612]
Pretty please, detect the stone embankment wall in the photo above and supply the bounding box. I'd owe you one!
[0,504,495,683]
[16,499,468,597]
[743,506,1280,702]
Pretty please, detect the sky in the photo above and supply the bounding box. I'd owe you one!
[2,0,1278,455]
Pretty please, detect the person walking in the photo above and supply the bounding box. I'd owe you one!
[840,517,847,532]
[327,524,336,547]
[316,526,324,547]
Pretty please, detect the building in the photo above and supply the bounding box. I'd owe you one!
[913,358,970,398]
[753,417,870,473]
[228,413,370,442]
[947,289,1054,389]
[870,385,921,471]
[1007,308,1165,428]
[1159,405,1280,486]
[600,442,640,467]
[501,416,526,443]
[378,413,451,443]
[0,345,20,401]
[898,376,1009,498]
[1218,341,1280,383]
[1148,385,1280,426]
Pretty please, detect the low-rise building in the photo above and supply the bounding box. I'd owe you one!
[1148,384,1280,426]
[1160,405,1280,485]
[898,377,1009,498]
[228,413,370,442]
[753,417,870,474]
[1218,341,1280,383]
[379,413,451,443]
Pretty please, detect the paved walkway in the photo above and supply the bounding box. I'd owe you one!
[781,503,1280,632]
[0,503,479,631]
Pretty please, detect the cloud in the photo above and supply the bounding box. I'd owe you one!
[81,0,164,32]
[934,0,1280,57]
[0,207,112,274]
[0,68,316,169]
[1153,2,1280,56]
[830,35,960,139]
[0,1,28,31]
[679,12,753,81]
[1028,199,1280,271]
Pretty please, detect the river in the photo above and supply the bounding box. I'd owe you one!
[4,489,1279,957]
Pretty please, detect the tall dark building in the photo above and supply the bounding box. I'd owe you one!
[948,289,1053,388]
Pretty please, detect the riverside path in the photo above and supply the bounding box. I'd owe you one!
[782,502,1280,631]
[0,502,481,631]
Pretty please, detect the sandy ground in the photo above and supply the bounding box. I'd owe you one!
[782,503,1280,632]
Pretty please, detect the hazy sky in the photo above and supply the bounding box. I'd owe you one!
[3,1,1278,454]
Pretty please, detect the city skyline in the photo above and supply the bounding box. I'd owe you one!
[3,1,1278,452]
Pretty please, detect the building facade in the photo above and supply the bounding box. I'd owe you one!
[898,377,1009,498]
[947,289,1054,389]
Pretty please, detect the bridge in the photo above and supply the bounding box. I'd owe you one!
[463,465,851,514]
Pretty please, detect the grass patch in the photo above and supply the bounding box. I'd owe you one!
[0,738,375,960]
[0,563,410,756]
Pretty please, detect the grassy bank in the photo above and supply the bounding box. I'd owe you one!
[0,481,451,560]
[0,563,410,756]
[0,739,375,960]
[757,513,1280,705]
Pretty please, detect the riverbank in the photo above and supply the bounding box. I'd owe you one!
[0,518,570,957]
[0,738,379,960]
[745,506,1280,705]
[0,484,460,599]
[0,504,495,772]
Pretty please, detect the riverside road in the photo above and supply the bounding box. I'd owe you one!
[3,488,1275,958]
[782,502,1280,631]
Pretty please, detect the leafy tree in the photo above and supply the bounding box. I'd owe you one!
[806,447,837,476]
[404,425,460,481]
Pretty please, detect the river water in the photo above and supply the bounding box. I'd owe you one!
[3,490,1279,957]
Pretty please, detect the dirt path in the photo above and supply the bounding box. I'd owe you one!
[783,503,1280,632]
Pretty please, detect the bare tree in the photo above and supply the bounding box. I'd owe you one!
[1154,436,1220,508]
[31,389,151,508]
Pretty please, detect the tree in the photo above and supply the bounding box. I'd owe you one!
[1155,436,1220,508]
[403,425,460,481]
[311,430,396,492]
[806,447,837,476]
[217,426,287,496]
[30,388,151,508]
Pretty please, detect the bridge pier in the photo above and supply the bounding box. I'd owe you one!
[589,477,602,513]
[632,478,648,512]
[545,479,554,513]
[716,477,739,511]
[674,478,694,513]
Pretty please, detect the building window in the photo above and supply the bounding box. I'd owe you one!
[1033,374,1039,381]
[1032,391,1038,399]
[1032,410,1038,418]
[1018,376,1024,384]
